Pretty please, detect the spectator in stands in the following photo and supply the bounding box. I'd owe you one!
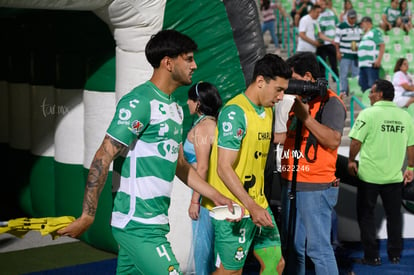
[326,0,339,19]
[339,0,353,23]
[392,58,414,108]
[260,0,288,55]
[292,0,314,27]
[297,4,335,53]
[400,0,413,33]
[348,79,414,266]
[317,0,339,79]
[380,0,402,32]
[335,9,362,97]
[358,16,385,92]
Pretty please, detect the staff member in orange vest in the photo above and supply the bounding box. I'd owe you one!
[280,52,346,275]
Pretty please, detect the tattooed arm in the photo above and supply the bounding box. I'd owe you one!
[57,135,125,238]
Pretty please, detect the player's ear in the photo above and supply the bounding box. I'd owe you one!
[161,56,173,72]
[256,75,265,89]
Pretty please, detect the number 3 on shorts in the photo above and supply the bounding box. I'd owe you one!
[239,228,246,243]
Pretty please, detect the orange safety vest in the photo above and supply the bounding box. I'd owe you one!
[281,89,345,184]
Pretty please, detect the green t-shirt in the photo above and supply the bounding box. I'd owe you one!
[349,101,414,183]
[383,6,401,25]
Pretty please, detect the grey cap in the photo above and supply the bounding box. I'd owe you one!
[348,9,357,19]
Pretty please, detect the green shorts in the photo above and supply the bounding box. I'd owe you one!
[212,207,281,270]
[112,221,182,275]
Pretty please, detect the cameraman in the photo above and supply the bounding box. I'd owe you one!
[280,52,346,275]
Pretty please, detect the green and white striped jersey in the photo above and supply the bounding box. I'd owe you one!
[358,28,384,68]
[335,21,362,60]
[318,8,338,43]
[107,81,184,228]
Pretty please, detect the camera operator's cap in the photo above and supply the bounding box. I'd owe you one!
[348,9,357,19]
[360,16,372,23]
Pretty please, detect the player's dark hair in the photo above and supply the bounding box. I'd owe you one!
[145,29,198,68]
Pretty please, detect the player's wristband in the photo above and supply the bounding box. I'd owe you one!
[191,201,200,205]
[407,166,414,171]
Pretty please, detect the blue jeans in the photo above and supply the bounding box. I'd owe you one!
[262,19,279,48]
[339,58,359,94]
[281,184,339,275]
[359,66,379,92]
[192,206,215,275]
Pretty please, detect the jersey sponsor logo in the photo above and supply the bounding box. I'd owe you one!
[159,123,169,136]
[159,104,167,115]
[222,121,233,136]
[243,174,256,193]
[258,131,271,140]
[174,127,180,136]
[129,99,139,108]
[254,151,268,159]
[128,120,144,135]
[227,111,236,120]
[157,142,180,158]
[119,108,131,121]
[234,247,245,261]
[117,108,132,125]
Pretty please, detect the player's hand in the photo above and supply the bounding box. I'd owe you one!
[212,196,244,222]
[249,204,274,228]
[57,214,94,238]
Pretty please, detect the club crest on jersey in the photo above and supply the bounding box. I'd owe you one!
[168,265,179,275]
[234,247,245,261]
[128,120,144,135]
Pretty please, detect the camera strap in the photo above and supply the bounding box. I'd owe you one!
[304,94,329,162]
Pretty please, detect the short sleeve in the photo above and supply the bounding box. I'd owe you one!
[217,105,247,150]
[107,92,151,146]
[348,110,369,142]
[321,96,346,134]
[275,95,295,133]
[393,71,409,86]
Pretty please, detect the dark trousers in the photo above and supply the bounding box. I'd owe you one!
[316,44,339,79]
[357,180,403,259]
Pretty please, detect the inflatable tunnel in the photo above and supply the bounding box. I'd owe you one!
[3,1,414,272]
[0,0,266,270]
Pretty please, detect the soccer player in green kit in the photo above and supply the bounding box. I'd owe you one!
[58,29,235,275]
